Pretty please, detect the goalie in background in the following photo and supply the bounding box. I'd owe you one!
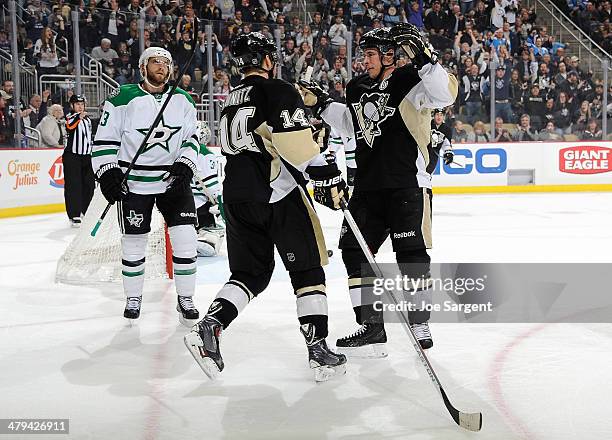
[191,120,225,257]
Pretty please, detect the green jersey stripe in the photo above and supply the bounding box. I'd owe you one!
[127,174,165,182]
[92,148,119,157]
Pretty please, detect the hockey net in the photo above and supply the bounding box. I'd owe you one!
[55,188,171,285]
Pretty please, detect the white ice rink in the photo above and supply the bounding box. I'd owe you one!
[1,192,612,440]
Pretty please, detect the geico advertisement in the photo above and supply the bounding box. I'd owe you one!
[0,149,65,209]
[432,146,508,186]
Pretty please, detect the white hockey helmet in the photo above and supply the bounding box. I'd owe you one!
[138,46,173,85]
[196,120,211,145]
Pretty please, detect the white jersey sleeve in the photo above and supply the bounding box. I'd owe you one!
[192,144,222,208]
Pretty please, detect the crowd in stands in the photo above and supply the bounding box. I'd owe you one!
[0,0,610,146]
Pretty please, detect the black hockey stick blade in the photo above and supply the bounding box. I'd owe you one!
[440,386,483,431]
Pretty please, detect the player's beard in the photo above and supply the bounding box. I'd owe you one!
[145,66,169,88]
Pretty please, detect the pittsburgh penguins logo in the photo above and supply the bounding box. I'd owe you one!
[351,92,395,148]
[431,129,446,149]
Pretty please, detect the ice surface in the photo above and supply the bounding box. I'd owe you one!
[1,192,612,440]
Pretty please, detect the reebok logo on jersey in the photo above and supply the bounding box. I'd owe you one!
[126,210,144,227]
[394,231,416,239]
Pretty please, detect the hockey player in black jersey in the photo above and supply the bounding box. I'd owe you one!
[299,24,458,356]
[184,32,347,382]
[427,108,454,174]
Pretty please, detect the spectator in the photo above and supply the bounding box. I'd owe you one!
[469,121,490,142]
[296,25,314,48]
[447,4,466,38]
[462,63,486,124]
[102,0,126,48]
[554,91,574,134]
[451,120,469,143]
[201,0,222,20]
[23,92,50,128]
[572,100,592,134]
[327,57,349,85]
[539,121,564,140]
[34,27,60,75]
[36,104,66,149]
[329,15,348,49]
[491,0,507,29]
[513,114,538,141]
[91,38,119,75]
[175,30,197,80]
[581,119,603,140]
[213,72,232,95]
[329,78,346,101]
[524,84,546,130]
[493,117,513,142]
[408,0,424,28]
[0,96,15,147]
[493,64,514,123]
[425,1,448,35]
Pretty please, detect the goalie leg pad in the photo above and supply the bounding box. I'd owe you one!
[121,233,148,298]
[169,225,197,297]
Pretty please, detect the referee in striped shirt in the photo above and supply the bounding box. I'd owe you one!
[64,94,94,227]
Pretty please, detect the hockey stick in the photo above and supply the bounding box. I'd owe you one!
[339,198,483,432]
[91,18,200,237]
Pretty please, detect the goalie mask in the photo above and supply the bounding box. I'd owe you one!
[139,47,173,88]
[196,120,212,145]
[230,32,278,76]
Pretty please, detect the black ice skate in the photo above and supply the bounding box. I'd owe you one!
[123,296,142,320]
[336,323,388,358]
[411,322,433,349]
[300,324,347,382]
[177,295,199,326]
[184,315,224,379]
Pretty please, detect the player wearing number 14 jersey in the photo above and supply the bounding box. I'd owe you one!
[184,32,347,382]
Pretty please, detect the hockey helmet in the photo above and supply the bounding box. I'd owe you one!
[138,46,174,85]
[359,28,396,55]
[69,94,87,104]
[196,120,211,145]
[230,32,278,72]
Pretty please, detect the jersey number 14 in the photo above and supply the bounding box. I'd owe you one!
[220,107,257,155]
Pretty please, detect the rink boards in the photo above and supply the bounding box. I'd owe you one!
[1,141,611,218]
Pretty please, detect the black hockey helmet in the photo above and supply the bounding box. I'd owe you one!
[230,32,279,72]
[69,94,87,104]
[359,28,396,55]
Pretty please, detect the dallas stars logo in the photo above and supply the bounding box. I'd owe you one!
[136,115,181,153]
[126,210,144,228]
[351,92,395,148]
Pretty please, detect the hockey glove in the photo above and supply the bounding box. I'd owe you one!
[346,166,356,188]
[97,163,127,204]
[164,159,196,194]
[297,80,333,118]
[443,150,454,165]
[308,163,347,211]
[389,23,438,69]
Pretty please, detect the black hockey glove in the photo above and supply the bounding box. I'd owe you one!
[346,166,356,188]
[308,163,347,211]
[164,158,196,194]
[97,163,127,204]
[443,150,454,165]
[297,80,333,118]
[389,23,438,69]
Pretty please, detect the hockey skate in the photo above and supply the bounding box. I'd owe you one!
[196,226,225,257]
[177,295,199,327]
[184,315,224,379]
[336,323,388,358]
[301,324,347,382]
[70,217,82,228]
[411,322,433,349]
[123,296,142,320]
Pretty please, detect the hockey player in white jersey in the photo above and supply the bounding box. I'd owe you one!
[191,120,225,257]
[92,47,201,324]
